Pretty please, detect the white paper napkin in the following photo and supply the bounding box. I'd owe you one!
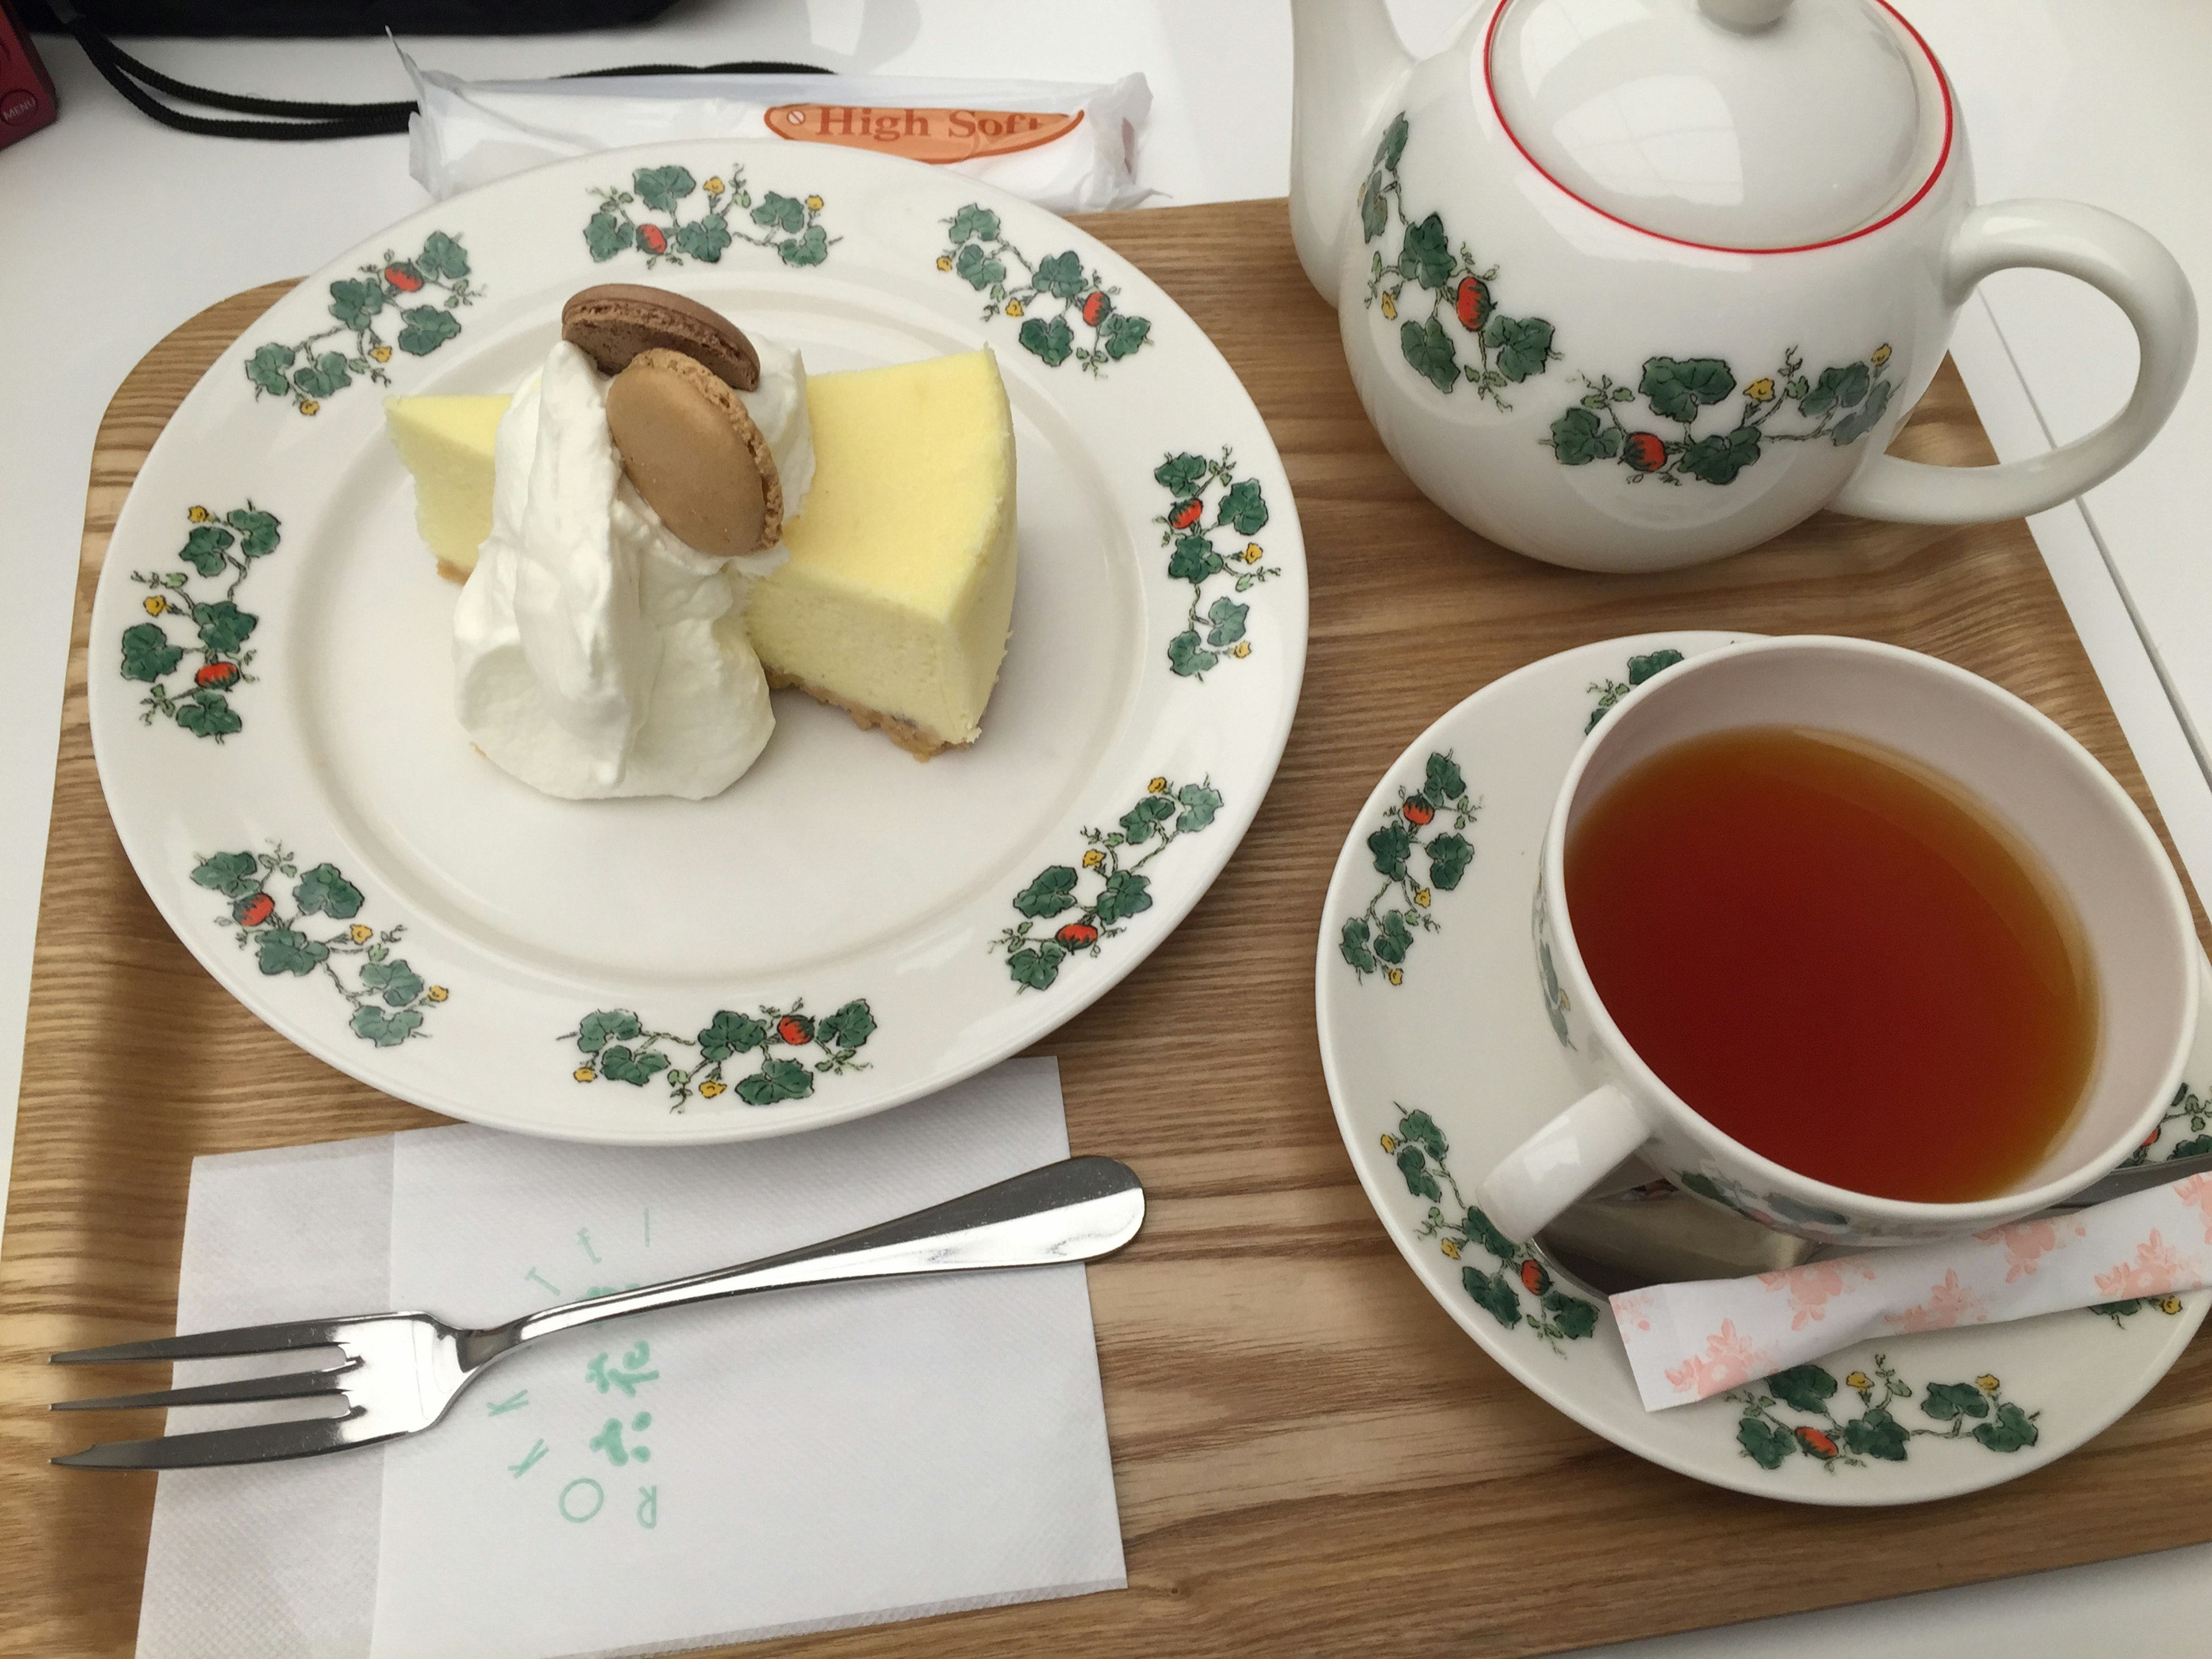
[133,1058,1125,1658]
[1612,1169,2212,1410]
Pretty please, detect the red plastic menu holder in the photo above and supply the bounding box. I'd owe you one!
[0,0,58,150]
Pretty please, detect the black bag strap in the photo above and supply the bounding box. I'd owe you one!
[47,1,825,142]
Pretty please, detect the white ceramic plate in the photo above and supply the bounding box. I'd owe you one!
[89,142,1306,1143]
[1316,634,2210,1504]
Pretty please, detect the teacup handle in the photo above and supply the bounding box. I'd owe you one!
[1830,199,2196,525]
[1475,1082,1652,1241]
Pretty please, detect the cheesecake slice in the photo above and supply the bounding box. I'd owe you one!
[384,395,509,578]
[384,347,1019,758]
[748,349,1018,757]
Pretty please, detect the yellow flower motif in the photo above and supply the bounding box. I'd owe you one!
[1976,1373,2000,1392]
[1148,777,1168,794]
[805,194,824,212]
[2161,1296,2185,1314]
[1745,377,1775,403]
[1872,343,1892,368]
[1380,291,1398,320]
[348,924,372,944]
[1242,544,1264,563]
[299,400,320,417]
[426,986,448,1003]
[1386,967,1404,986]
[1845,1371,1871,1391]
[704,176,724,195]
[574,1066,596,1082]
[188,505,210,524]
[1413,888,1431,908]
[1230,641,1251,659]
[143,595,166,616]
[935,255,953,271]
[370,345,392,363]
[1441,1237,1461,1259]
[1380,1133,1398,1153]
[1005,300,1025,317]
[698,1080,726,1099]
[1081,849,1105,869]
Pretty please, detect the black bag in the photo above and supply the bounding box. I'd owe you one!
[21,0,676,33]
[30,0,821,139]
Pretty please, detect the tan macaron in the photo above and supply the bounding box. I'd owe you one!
[562,283,762,391]
[604,348,783,557]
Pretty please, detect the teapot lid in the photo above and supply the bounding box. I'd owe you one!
[1487,0,1946,251]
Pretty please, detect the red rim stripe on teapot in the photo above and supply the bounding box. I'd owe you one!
[1482,0,1956,256]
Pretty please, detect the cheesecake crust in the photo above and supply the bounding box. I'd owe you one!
[763,669,971,760]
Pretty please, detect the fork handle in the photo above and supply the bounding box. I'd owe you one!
[480,1156,1143,1361]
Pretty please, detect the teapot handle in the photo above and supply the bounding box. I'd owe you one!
[1830,200,2195,525]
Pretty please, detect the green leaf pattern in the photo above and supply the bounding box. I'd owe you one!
[937,206,1152,377]
[1546,343,1899,487]
[1153,447,1279,680]
[1361,111,1559,408]
[584,163,836,271]
[124,503,283,743]
[1384,1105,1597,1353]
[1336,751,1479,987]
[1726,1354,2041,1474]
[241,234,479,414]
[565,997,876,1111]
[190,842,444,1046]
[992,777,1222,991]
[1582,648,1687,734]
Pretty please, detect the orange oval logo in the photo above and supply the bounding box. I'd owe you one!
[764,104,1082,164]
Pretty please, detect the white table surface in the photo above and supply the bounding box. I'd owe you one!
[4,1,2211,1653]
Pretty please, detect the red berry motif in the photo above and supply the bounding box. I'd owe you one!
[1518,1259,1550,1296]
[1169,498,1204,531]
[233,893,275,927]
[1623,433,1668,474]
[384,263,425,293]
[775,1013,813,1046]
[1081,290,1111,327]
[1055,921,1100,950]
[1453,275,1492,332]
[638,225,668,256]
[195,661,241,690]
[1401,795,1435,827]
[1794,1426,1839,1460]
[2143,1127,2162,1148]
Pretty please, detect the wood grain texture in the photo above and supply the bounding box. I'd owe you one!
[5,202,2212,1659]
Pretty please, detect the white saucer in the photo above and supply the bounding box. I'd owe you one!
[1316,632,2211,1505]
[86,141,1306,1145]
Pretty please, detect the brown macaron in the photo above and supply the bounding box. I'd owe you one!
[604,347,783,556]
[562,284,762,391]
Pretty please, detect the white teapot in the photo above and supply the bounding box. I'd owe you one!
[1289,0,2197,571]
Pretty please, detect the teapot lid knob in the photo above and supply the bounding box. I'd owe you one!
[1699,0,1793,30]
[1488,0,1945,251]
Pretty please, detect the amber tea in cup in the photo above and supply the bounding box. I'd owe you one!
[1564,725,2099,1205]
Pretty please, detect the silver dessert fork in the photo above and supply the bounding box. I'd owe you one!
[50,1155,1143,1471]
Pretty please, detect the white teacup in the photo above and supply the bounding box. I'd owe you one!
[1480,637,2198,1248]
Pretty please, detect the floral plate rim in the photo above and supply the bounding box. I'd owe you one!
[86,140,1308,1145]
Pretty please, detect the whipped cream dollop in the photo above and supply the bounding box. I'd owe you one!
[740,336,815,512]
[452,339,810,801]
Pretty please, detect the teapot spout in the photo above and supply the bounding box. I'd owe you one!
[1290,0,1415,306]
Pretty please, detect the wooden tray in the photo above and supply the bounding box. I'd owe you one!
[6,200,2212,1659]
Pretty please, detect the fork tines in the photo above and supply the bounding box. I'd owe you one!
[48,1317,362,1472]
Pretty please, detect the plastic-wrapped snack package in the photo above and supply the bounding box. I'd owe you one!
[404,55,1153,214]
